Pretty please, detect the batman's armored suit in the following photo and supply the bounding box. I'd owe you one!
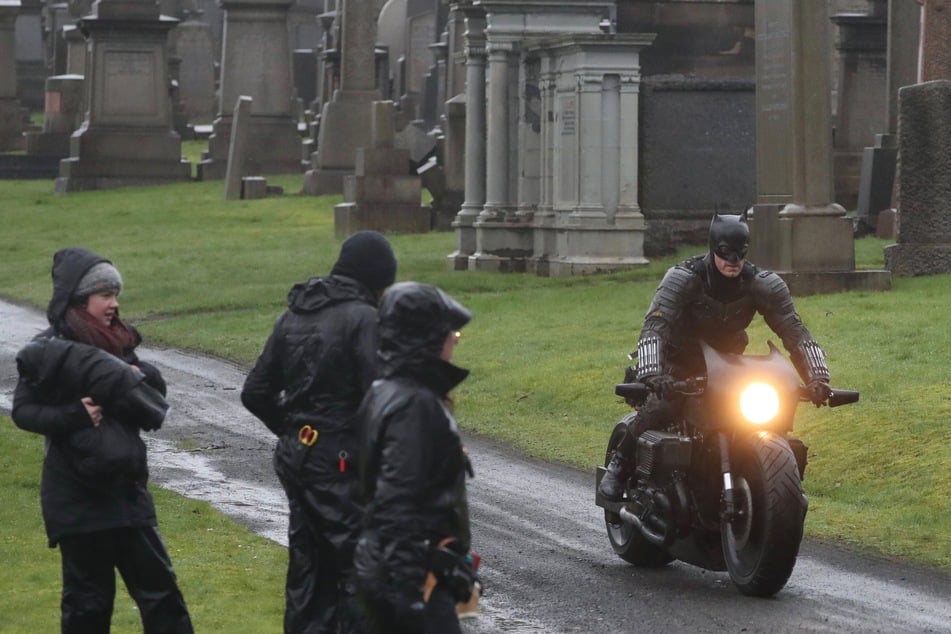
[599,213,831,501]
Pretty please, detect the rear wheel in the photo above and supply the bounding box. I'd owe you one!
[722,433,808,597]
[603,416,673,567]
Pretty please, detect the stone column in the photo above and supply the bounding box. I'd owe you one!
[302,0,381,194]
[55,0,192,192]
[749,0,890,295]
[469,36,528,272]
[448,6,485,269]
[917,0,951,81]
[0,0,24,151]
[196,0,300,180]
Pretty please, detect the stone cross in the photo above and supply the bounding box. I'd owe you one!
[917,0,951,81]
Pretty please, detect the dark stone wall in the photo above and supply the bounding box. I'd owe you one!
[638,75,756,255]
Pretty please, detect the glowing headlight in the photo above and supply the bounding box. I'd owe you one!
[739,382,780,424]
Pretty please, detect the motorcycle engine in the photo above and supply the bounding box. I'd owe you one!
[636,430,693,483]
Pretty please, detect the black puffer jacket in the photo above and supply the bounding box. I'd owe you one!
[355,282,473,598]
[241,275,381,479]
[11,247,166,546]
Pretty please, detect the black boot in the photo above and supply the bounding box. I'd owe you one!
[599,450,629,501]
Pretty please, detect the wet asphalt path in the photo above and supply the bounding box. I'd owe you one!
[1,300,948,633]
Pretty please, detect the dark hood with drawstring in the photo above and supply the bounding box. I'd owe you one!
[354,282,473,611]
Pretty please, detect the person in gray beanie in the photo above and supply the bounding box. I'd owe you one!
[12,247,193,633]
[242,231,398,633]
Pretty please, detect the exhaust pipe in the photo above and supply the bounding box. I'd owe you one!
[619,505,672,548]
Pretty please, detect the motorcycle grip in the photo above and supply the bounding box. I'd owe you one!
[827,389,860,408]
[615,382,649,400]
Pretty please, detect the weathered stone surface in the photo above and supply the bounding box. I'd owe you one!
[885,80,951,276]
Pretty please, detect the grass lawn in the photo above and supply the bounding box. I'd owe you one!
[1,176,948,625]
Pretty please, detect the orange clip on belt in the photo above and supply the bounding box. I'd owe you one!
[298,425,318,446]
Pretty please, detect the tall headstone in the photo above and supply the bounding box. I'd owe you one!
[0,0,25,151]
[14,0,44,109]
[55,0,192,192]
[884,80,951,275]
[917,0,951,81]
[175,11,216,123]
[749,0,889,295]
[197,0,301,179]
[302,0,382,194]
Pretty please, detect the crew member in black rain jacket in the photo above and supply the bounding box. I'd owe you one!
[12,247,193,634]
[355,282,478,634]
[241,231,398,634]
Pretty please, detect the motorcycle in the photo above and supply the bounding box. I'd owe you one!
[594,341,859,597]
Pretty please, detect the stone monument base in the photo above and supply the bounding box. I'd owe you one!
[55,127,192,192]
[529,219,649,277]
[774,269,891,296]
[24,131,70,157]
[467,218,533,272]
[0,99,25,151]
[302,91,377,195]
[334,202,431,238]
[884,243,951,276]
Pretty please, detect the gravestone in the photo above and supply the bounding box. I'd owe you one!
[884,80,951,275]
[748,0,889,295]
[333,100,430,237]
[0,0,25,151]
[302,0,381,195]
[24,74,83,157]
[14,0,44,109]
[62,24,86,75]
[224,95,252,200]
[197,0,301,180]
[856,0,920,235]
[175,11,216,123]
[55,0,192,192]
[918,0,951,81]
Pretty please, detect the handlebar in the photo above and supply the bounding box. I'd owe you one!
[618,380,860,408]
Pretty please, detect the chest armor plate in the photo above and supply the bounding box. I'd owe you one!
[686,292,756,341]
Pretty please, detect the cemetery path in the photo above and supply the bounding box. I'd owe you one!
[1,299,948,633]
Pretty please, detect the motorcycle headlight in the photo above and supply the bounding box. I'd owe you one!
[739,382,780,424]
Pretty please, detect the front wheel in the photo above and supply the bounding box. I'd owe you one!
[603,416,673,567]
[722,433,808,597]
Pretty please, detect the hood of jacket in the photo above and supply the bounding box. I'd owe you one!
[47,247,111,331]
[286,275,377,315]
[377,282,471,396]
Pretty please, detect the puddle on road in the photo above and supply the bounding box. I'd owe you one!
[145,437,289,546]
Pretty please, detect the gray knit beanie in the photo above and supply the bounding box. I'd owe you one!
[73,262,123,301]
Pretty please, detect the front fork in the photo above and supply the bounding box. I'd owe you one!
[718,431,737,523]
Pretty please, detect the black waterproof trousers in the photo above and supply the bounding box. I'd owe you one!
[58,526,192,634]
[277,455,363,634]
